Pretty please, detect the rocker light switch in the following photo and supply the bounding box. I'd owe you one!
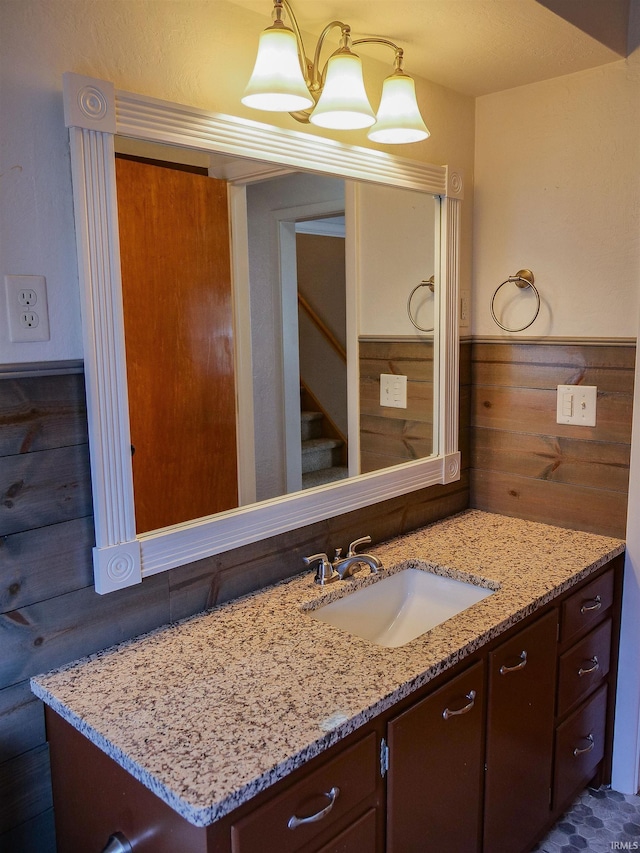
[556,385,597,427]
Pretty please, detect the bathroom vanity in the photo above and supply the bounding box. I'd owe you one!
[31,511,624,853]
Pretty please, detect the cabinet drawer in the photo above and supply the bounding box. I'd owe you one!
[557,619,611,718]
[553,683,608,811]
[231,733,377,852]
[316,808,377,853]
[561,569,614,644]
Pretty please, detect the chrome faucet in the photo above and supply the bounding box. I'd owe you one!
[332,536,382,579]
[304,536,382,585]
[304,553,339,586]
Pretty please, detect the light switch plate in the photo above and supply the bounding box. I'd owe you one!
[556,384,597,427]
[380,373,407,408]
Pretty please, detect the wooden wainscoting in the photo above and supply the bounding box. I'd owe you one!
[0,360,470,851]
[470,340,635,538]
[359,339,435,472]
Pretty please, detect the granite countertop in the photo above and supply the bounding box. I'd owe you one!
[31,510,624,828]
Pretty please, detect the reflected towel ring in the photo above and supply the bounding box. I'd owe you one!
[407,276,435,332]
[490,269,540,332]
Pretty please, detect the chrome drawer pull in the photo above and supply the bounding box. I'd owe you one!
[578,656,600,677]
[287,786,340,829]
[580,595,602,614]
[101,834,133,853]
[499,650,527,675]
[573,733,595,757]
[443,690,477,720]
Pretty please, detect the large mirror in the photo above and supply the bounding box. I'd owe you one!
[113,137,439,533]
[62,72,463,593]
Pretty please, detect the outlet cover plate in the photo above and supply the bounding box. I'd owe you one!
[5,275,50,342]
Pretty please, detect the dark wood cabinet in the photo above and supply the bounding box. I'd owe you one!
[557,619,611,717]
[316,808,378,853]
[46,556,622,853]
[483,610,558,853]
[554,684,608,810]
[552,565,619,815]
[47,711,385,853]
[230,733,379,853]
[387,660,485,853]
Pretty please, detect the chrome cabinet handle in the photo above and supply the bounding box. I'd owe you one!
[499,650,527,675]
[573,733,595,757]
[578,656,600,677]
[443,689,477,720]
[580,595,602,614]
[101,834,133,853]
[288,786,340,829]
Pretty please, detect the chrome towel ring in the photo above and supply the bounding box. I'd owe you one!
[490,269,540,332]
[407,275,435,332]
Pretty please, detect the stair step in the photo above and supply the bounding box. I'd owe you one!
[301,437,343,474]
[302,466,349,489]
[301,410,323,441]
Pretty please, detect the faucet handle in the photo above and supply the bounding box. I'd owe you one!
[347,536,372,557]
[303,553,338,585]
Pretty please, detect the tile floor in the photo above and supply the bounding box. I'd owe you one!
[533,787,640,852]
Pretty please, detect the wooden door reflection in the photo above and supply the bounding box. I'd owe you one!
[116,157,238,533]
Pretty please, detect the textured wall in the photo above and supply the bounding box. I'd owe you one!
[472,41,640,790]
[474,57,640,338]
[0,0,475,366]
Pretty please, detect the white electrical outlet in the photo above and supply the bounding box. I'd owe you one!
[556,384,597,427]
[5,275,50,342]
[380,373,408,408]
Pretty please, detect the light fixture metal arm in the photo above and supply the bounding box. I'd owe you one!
[352,37,403,61]
[280,0,353,123]
[279,0,312,84]
[311,21,352,90]
[280,0,350,92]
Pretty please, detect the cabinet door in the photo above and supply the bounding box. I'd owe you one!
[387,660,484,853]
[484,610,558,853]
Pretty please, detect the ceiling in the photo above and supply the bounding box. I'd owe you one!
[230,0,634,96]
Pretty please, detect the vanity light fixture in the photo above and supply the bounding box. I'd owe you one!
[241,0,430,143]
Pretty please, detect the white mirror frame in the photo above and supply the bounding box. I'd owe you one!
[62,73,463,594]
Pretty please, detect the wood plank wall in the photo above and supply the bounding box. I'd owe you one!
[9,340,633,850]
[469,341,635,538]
[0,358,470,852]
[359,339,435,472]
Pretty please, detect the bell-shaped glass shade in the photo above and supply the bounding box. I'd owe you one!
[367,72,430,144]
[310,51,376,129]
[241,25,314,112]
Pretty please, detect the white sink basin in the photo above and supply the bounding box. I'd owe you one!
[308,568,494,648]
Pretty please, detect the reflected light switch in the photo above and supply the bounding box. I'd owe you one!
[556,385,597,427]
[380,373,408,409]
